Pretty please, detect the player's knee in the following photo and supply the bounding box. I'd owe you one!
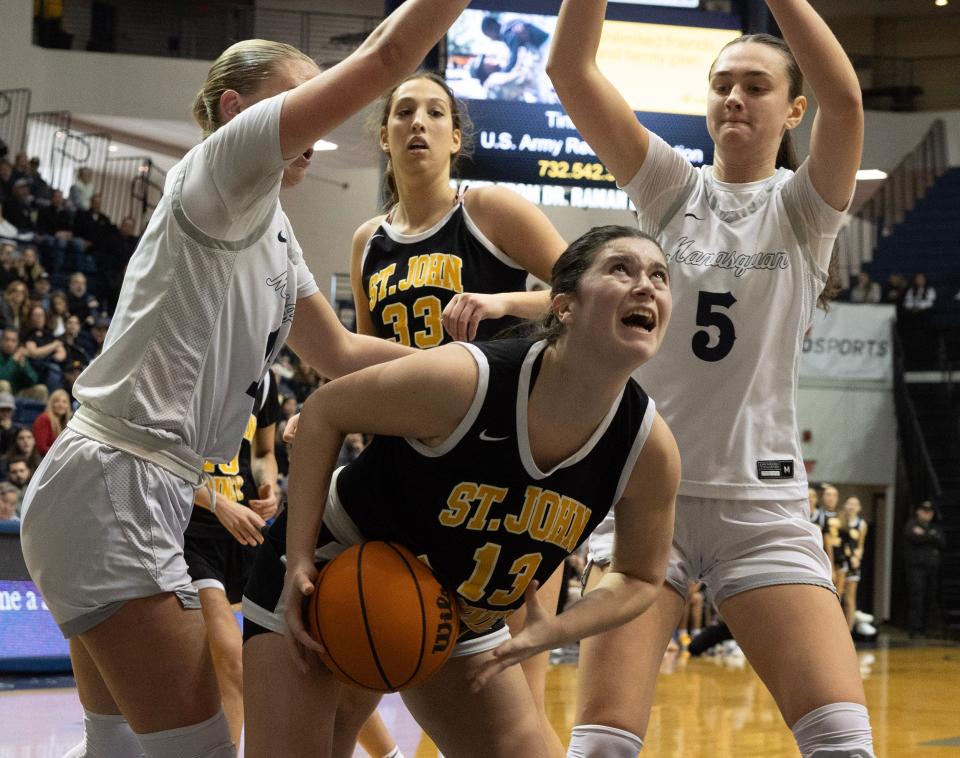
[64,710,144,757]
[791,702,875,757]
[137,709,234,758]
[567,724,644,758]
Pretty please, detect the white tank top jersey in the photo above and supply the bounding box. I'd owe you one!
[624,132,847,500]
[73,93,318,465]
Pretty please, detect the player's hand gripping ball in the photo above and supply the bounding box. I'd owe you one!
[307,541,459,691]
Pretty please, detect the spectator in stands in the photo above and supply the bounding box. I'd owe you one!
[36,189,80,272]
[0,391,20,460]
[903,272,936,314]
[68,166,94,211]
[16,244,45,291]
[61,313,93,364]
[22,304,66,390]
[883,273,908,307]
[0,244,20,288]
[0,481,19,523]
[336,431,366,467]
[0,196,29,244]
[66,272,99,326]
[2,179,37,233]
[0,281,31,330]
[904,500,945,638]
[60,357,84,405]
[9,427,42,471]
[105,214,140,303]
[0,161,13,203]
[32,388,72,455]
[0,327,47,400]
[10,153,30,184]
[848,271,881,304]
[31,271,52,311]
[88,313,110,357]
[48,290,69,336]
[25,157,53,204]
[36,189,73,238]
[74,193,117,260]
[6,455,33,516]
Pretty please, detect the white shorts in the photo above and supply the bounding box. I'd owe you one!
[588,495,834,607]
[20,429,200,637]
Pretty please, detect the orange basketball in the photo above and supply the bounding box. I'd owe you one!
[307,541,459,691]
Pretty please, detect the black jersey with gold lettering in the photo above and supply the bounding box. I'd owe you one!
[187,370,280,539]
[331,338,656,638]
[361,197,528,347]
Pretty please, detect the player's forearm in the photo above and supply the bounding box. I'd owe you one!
[548,571,661,647]
[335,332,414,378]
[548,0,607,78]
[285,394,343,566]
[358,0,470,77]
[765,0,862,114]
[252,452,279,492]
[497,290,551,321]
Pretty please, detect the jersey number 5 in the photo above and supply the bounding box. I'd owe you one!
[692,290,736,362]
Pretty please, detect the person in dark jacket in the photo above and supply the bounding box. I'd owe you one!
[904,500,946,637]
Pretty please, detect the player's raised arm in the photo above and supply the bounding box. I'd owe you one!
[546,0,650,184]
[766,0,863,210]
[283,344,479,578]
[278,0,471,161]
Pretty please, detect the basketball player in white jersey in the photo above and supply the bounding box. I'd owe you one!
[344,70,569,758]
[549,1,872,756]
[18,3,471,755]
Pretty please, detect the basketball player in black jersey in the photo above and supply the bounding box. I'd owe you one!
[349,70,570,757]
[184,370,280,747]
[241,226,679,757]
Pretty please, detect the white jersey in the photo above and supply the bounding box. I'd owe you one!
[625,133,846,500]
[74,93,318,464]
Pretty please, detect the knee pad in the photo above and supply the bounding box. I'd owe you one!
[137,709,234,758]
[63,710,144,757]
[567,724,644,758]
[791,702,875,757]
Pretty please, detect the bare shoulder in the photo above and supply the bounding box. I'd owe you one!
[463,185,531,221]
[352,215,387,250]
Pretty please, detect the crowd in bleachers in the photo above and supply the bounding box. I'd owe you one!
[0,151,141,522]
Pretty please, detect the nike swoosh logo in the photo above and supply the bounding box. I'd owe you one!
[684,213,704,221]
[278,230,288,243]
[479,430,509,442]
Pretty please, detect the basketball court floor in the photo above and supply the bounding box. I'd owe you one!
[2,636,957,757]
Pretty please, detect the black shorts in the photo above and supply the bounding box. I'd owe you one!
[183,533,259,604]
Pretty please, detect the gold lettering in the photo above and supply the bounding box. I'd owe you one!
[397,256,418,292]
[546,497,576,547]
[425,254,445,287]
[443,255,464,293]
[505,486,540,534]
[439,483,477,527]
[562,504,593,552]
[466,485,508,530]
[529,490,561,541]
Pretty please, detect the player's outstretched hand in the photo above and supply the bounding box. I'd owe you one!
[442,292,508,342]
[283,413,300,444]
[282,562,326,673]
[249,483,279,521]
[214,496,266,546]
[468,581,554,692]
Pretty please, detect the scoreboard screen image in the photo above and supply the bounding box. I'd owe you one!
[445,1,740,208]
